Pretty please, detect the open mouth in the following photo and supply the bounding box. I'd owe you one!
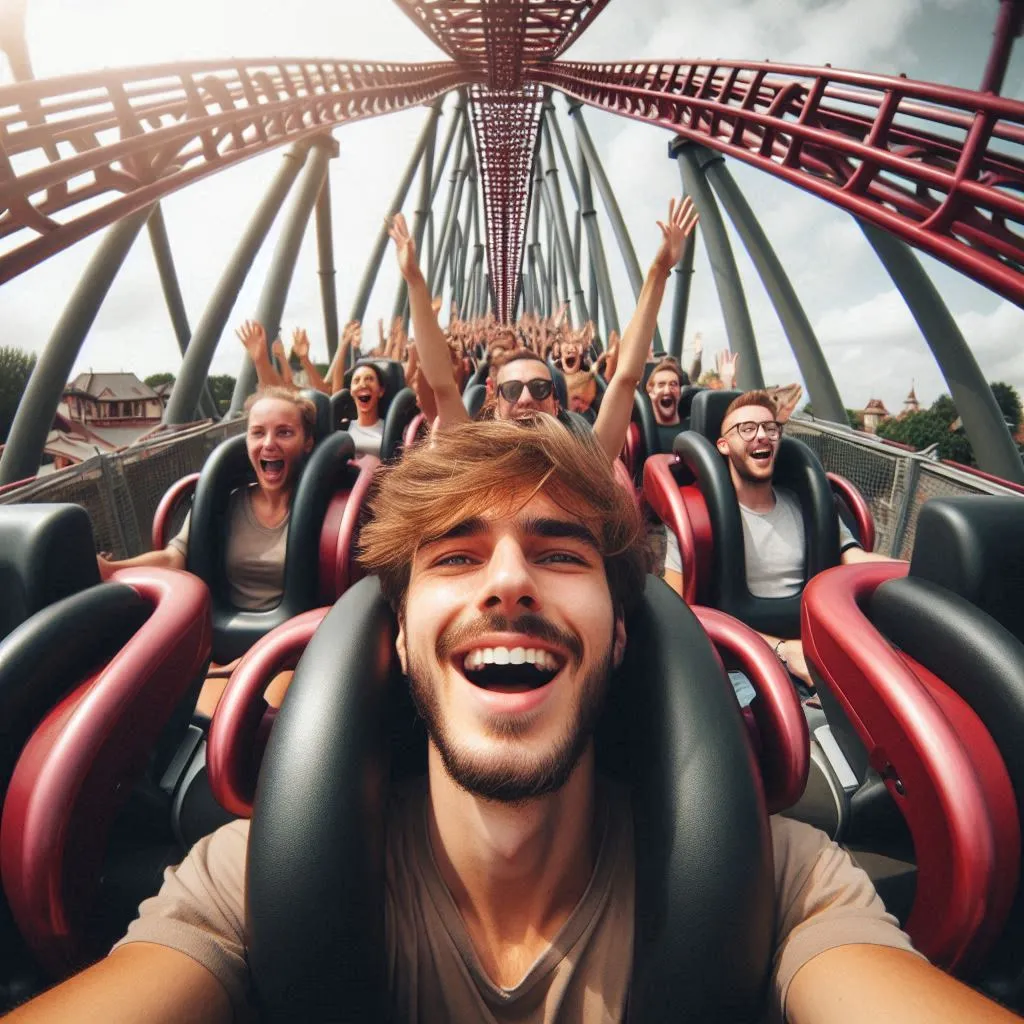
[750,447,773,462]
[657,395,676,410]
[354,390,373,405]
[458,646,565,694]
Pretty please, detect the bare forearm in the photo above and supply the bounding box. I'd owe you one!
[787,946,1020,1024]
[251,353,282,388]
[329,340,350,395]
[300,355,329,395]
[405,271,467,424]
[3,944,232,1024]
[99,547,185,579]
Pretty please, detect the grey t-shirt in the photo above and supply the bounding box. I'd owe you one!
[348,419,384,457]
[168,486,287,611]
[741,488,856,599]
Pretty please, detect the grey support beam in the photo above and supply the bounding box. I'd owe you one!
[147,204,219,420]
[566,97,661,349]
[672,139,764,389]
[667,230,696,365]
[164,143,309,426]
[578,141,620,337]
[229,137,336,415]
[0,206,153,485]
[861,221,1024,483]
[314,175,340,361]
[701,148,846,422]
[347,101,445,331]
[427,119,469,292]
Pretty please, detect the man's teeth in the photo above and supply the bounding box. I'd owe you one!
[463,647,559,672]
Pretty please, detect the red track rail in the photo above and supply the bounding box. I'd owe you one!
[526,59,1024,306]
[469,84,544,321]
[0,59,467,284]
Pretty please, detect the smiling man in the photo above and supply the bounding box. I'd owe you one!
[13,417,1019,1024]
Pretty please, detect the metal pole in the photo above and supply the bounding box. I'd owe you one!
[347,101,444,330]
[428,121,468,291]
[393,100,441,328]
[700,146,847,422]
[566,97,661,350]
[437,132,476,301]
[315,174,340,361]
[429,94,466,205]
[147,204,219,420]
[667,231,696,364]
[578,138,620,336]
[548,106,581,205]
[164,143,309,426]
[980,0,1024,94]
[672,140,764,389]
[860,221,1024,483]
[540,107,588,326]
[589,259,601,342]
[229,138,336,415]
[0,205,153,484]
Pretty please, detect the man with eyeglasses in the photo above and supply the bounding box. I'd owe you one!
[387,198,698,462]
[717,391,894,690]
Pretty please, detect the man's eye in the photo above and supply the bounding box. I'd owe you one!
[539,551,588,566]
[434,553,476,567]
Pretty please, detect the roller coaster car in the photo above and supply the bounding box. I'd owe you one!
[241,576,777,1022]
[802,496,1024,1009]
[330,359,419,459]
[0,504,212,998]
[642,389,873,611]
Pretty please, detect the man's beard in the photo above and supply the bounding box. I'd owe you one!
[729,448,774,484]
[405,615,613,804]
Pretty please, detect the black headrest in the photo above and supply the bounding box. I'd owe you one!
[908,496,1024,644]
[674,432,839,636]
[0,504,101,641]
[467,360,489,390]
[299,389,333,442]
[678,385,704,421]
[248,576,773,1022]
[463,384,488,418]
[640,361,659,388]
[187,432,355,662]
[689,389,743,442]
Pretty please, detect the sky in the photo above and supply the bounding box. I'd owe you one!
[0,0,1022,414]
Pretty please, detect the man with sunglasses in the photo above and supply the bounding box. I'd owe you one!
[387,198,698,462]
[717,391,893,689]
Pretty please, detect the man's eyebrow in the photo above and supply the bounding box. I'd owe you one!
[419,517,489,549]
[521,517,600,550]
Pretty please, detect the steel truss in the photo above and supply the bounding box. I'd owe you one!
[0,59,465,283]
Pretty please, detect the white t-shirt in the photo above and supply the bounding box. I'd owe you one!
[348,419,384,457]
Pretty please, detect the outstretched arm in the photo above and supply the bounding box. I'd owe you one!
[388,214,468,426]
[236,320,282,388]
[328,321,360,395]
[593,197,698,461]
[688,332,703,384]
[290,328,329,395]
[271,338,293,389]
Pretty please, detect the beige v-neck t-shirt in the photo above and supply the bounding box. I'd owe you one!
[115,781,917,1022]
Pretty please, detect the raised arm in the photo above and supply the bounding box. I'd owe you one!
[688,332,703,384]
[593,197,698,461]
[290,328,329,395]
[236,319,282,388]
[328,321,360,395]
[389,214,468,426]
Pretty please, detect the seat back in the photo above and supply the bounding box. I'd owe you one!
[678,385,703,428]
[187,432,358,663]
[0,568,211,975]
[0,504,99,641]
[299,388,333,442]
[247,577,773,1023]
[673,429,839,635]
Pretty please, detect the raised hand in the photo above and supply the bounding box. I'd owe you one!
[290,327,310,362]
[716,349,740,390]
[693,331,703,358]
[769,382,803,424]
[340,320,362,352]
[271,337,287,365]
[654,196,699,274]
[388,213,420,282]
[236,319,267,361]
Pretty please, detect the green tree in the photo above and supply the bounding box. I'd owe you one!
[144,372,175,389]
[877,410,975,465]
[800,403,863,430]
[207,374,236,416]
[930,394,958,426]
[990,381,1022,432]
[0,346,36,444]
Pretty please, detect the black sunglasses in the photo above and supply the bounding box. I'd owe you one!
[497,378,554,403]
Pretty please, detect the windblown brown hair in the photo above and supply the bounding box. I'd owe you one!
[359,416,645,615]
[243,385,317,438]
[722,390,778,435]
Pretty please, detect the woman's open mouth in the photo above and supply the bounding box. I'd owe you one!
[260,458,286,480]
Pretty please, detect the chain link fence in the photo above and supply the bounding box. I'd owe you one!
[1,414,1019,560]
[0,419,245,557]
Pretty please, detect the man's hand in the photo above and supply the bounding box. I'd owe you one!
[780,638,813,688]
[341,320,362,353]
[236,319,267,362]
[716,349,740,390]
[653,196,699,276]
[290,327,310,362]
[388,213,421,283]
[271,338,287,366]
[693,331,703,358]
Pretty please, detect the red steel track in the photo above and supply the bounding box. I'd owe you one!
[0,0,1023,315]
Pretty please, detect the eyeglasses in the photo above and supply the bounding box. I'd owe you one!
[497,378,554,403]
[724,420,783,441]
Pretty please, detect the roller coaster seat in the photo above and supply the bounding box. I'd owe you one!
[187,430,370,664]
[678,384,703,427]
[0,562,211,979]
[246,576,774,1023]
[802,496,1024,988]
[643,389,840,633]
